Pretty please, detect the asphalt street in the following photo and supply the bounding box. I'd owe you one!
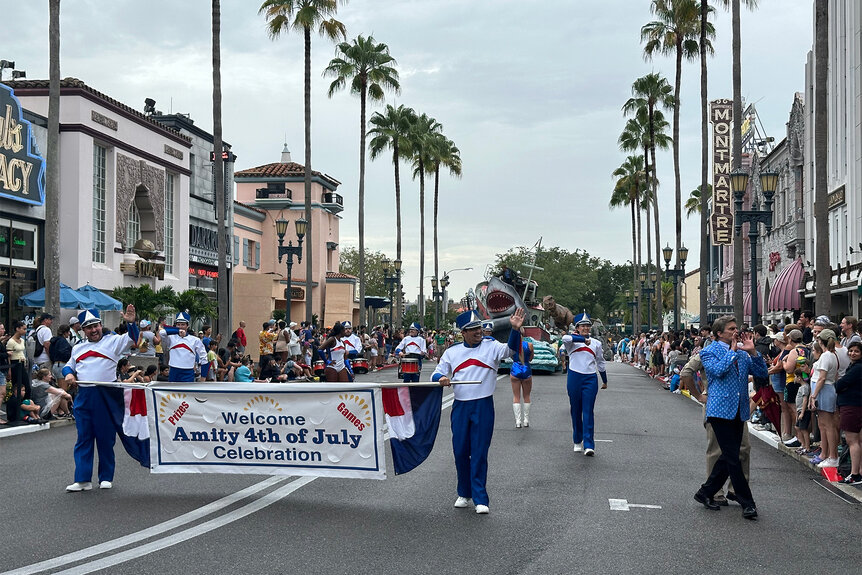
[2,361,860,575]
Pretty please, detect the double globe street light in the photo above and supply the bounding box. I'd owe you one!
[430,276,450,330]
[639,270,657,331]
[662,244,689,333]
[731,169,778,327]
[275,217,307,326]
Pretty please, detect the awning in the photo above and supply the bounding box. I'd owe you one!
[743,286,762,317]
[767,258,804,312]
[18,283,91,309]
[364,296,390,309]
[76,284,123,311]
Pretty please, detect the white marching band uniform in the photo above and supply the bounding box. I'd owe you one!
[561,311,607,454]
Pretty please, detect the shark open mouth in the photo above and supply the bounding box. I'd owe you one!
[487,291,515,314]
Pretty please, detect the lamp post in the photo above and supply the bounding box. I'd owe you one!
[732,169,777,327]
[662,244,689,333]
[441,268,472,316]
[625,291,638,333]
[383,258,402,330]
[639,271,656,331]
[275,217,307,326]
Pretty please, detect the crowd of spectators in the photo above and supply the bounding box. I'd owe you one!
[613,313,862,485]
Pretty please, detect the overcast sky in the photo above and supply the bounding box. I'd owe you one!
[7,0,814,303]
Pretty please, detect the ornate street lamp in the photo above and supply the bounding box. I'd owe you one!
[275,217,307,326]
[663,244,689,332]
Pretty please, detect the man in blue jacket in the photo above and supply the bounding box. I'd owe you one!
[695,316,767,520]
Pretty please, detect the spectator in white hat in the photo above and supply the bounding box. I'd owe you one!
[68,316,84,346]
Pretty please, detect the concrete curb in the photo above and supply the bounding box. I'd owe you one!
[0,417,74,440]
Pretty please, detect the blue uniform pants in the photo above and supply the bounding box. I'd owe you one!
[567,370,598,449]
[169,367,195,382]
[72,386,133,483]
[451,396,495,505]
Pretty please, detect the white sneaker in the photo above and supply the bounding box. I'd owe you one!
[475,504,489,514]
[65,482,93,492]
[573,443,583,453]
[99,481,113,489]
[817,458,838,468]
[453,496,471,508]
[584,448,596,457]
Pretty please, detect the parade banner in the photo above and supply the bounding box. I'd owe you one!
[146,382,386,480]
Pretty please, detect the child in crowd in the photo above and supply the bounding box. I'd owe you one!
[157,364,171,382]
[30,368,73,419]
[794,367,812,454]
[234,356,254,383]
[206,341,219,382]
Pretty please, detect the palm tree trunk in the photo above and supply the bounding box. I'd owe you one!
[433,166,440,327]
[645,196,652,329]
[358,83,367,326]
[731,0,744,321]
[648,116,663,330]
[674,39,683,266]
[45,0,61,317]
[699,0,710,327]
[418,164,426,320]
[636,195,643,330]
[304,26,314,325]
[212,0,229,338]
[630,194,640,332]
[393,145,402,325]
[814,0,830,314]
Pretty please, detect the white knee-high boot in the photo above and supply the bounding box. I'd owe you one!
[513,403,522,428]
[522,402,531,427]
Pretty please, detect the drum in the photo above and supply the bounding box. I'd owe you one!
[401,357,420,375]
[352,358,369,374]
[313,360,326,377]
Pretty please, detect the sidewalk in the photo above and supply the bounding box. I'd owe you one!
[0,416,75,439]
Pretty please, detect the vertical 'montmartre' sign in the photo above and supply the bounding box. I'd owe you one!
[710,99,733,245]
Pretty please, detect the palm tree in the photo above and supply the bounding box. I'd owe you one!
[426,134,461,319]
[409,113,443,320]
[45,0,61,317]
[611,155,647,323]
[623,73,674,327]
[212,0,229,339]
[814,1,829,314]
[259,0,347,325]
[324,34,400,326]
[369,104,417,325]
[642,0,712,272]
[685,184,710,217]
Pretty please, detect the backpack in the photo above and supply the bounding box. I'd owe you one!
[28,327,45,360]
[48,335,72,363]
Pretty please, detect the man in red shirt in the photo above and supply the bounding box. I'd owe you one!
[232,321,247,354]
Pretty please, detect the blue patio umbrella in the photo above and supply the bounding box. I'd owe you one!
[17,283,91,309]
[75,284,123,311]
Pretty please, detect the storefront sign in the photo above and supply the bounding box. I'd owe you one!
[710,99,733,246]
[285,286,305,301]
[828,186,845,209]
[0,85,45,206]
[189,264,218,279]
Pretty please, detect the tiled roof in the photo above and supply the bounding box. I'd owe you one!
[326,271,357,280]
[233,200,267,215]
[4,78,191,143]
[234,162,341,187]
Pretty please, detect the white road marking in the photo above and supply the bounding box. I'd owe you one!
[51,477,317,575]
[0,476,287,575]
[608,498,662,511]
[595,439,613,443]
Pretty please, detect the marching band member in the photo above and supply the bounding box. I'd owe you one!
[62,305,153,492]
[562,311,607,456]
[341,321,364,360]
[395,322,427,383]
[160,312,208,382]
[433,308,524,514]
[319,322,351,382]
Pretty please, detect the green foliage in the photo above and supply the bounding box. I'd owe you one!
[110,285,177,321]
[339,246,398,297]
[272,309,286,322]
[174,289,218,323]
[493,246,633,324]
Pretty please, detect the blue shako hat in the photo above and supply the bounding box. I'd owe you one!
[175,311,191,324]
[456,310,483,330]
[78,308,101,328]
[574,310,592,326]
[343,321,352,329]
[409,322,421,332]
[481,321,493,331]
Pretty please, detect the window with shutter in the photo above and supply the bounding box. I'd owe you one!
[254,242,261,270]
[233,235,239,265]
[242,238,249,267]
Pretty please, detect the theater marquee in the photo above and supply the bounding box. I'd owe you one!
[710,99,733,246]
[0,84,45,206]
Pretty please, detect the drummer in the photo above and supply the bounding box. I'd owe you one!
[395,322,427,383]
[342,321,364,361]
[319,322,351,382]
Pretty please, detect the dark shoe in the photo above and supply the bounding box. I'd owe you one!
[725,492,738,503]
[742,506,758,520]
[694,491,721,511]
[712,495,729,506]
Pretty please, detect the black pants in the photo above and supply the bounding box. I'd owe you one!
[700,414,754,508]
[10,361,30,399]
